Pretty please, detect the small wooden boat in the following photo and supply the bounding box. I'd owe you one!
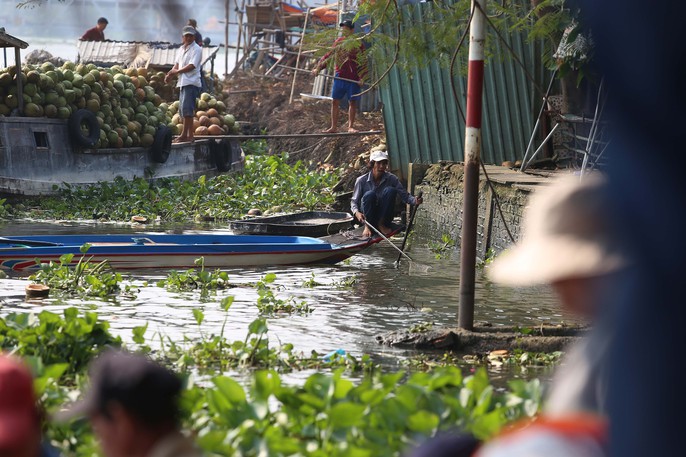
[228,211,354,237]
[0,226,400,271]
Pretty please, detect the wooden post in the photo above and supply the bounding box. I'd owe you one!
[289,8,310,104]
[458,0,487,331]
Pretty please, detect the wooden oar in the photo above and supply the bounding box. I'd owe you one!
[396,190,423,266]
[363,220,413,262]
[0,237,62,247]
[363,220,431,273]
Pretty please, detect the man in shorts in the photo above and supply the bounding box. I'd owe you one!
[313,20,365,133]
[165,25,202,143]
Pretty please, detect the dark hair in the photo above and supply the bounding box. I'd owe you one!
[97,17,108,25]
[89,351,182,427]
[97,370,182,427]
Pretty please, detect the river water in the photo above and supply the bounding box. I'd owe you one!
[0,220,579,384]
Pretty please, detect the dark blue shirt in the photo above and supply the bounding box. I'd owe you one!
[350,170,416,214]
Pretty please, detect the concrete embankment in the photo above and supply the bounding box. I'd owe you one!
[378,162,579,353]
[409,162,563,260]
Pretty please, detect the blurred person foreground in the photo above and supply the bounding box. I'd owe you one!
[57,350,201,457]
[0,353,59,457]
[476,173,630,456]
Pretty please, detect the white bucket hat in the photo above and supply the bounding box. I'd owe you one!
[487,173,629,286]
[370,150,389,162]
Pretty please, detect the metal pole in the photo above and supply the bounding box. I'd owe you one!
[458,0,487,331]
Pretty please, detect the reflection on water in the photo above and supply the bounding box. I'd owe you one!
[0,220,575,383]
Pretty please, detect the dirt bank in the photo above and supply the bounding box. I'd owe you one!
[221,72,386,194]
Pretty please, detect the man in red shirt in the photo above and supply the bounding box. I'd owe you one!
[313,20,366,133]
[81,17,108,41]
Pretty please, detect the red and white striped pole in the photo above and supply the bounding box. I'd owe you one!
[458,0,486,330]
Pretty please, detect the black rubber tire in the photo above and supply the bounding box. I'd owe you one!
[68,109,100,148]
[150,125,172,163]
[210,139,232,172]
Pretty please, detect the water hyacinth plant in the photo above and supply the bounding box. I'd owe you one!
[12,146,341,223]
[0,301,544,456]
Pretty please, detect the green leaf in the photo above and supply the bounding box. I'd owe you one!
[406,410,439,433]
[221,296,234,312]
[212,376,247,404]
[192,309,204,326]
[328,402,366,428]
[248,318,268,335]
[132,323,148,344]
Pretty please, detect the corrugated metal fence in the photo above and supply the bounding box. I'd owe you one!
[378,2,550,179]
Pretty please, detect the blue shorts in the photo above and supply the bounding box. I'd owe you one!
[179,85,200,117]
[331,77,361,102]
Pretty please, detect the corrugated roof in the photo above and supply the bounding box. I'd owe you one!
[0,29,29,49]
[77,40,218,68]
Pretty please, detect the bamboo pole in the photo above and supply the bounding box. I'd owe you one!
[224,0,230,77]
[192,130,382,140]
[289,8,311,104]
[279,64,361,84]
[234,0,246,75]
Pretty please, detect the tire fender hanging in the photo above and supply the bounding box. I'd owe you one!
[210,138,232,172]
[68,109,101,148]
[150,125,172,163]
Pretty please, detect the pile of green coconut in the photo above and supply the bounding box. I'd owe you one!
[0,61,238,148]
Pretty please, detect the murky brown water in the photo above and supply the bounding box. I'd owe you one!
[0,220,578,383]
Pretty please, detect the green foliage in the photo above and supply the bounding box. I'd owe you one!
[256,273,313,316]
[156,257,233,298]
[476,248,496,269]
[410,321,434,334]
[428,233,456,259]
[161,314,372,374]
[0,308,122,376]
[0,198,10,219]
[28,248,134,299]
[12,152,340,222]
[302,273,358,289]
[302,272,324,288]
[189,367,541,455]
[0,301,547,456]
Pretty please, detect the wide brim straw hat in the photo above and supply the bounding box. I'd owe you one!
[487,173,629,286]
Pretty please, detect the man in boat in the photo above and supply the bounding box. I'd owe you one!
[57,349,202,457]
[165,25,202,144]
[351,150,423,238]
[312,20,366,133]
[80,17,108,41]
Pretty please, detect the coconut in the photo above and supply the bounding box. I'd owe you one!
[140,132,154,147]
[206,108,219,118]
[199,115,211,127]
[195,126,209,136]
[207,124,223,135]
